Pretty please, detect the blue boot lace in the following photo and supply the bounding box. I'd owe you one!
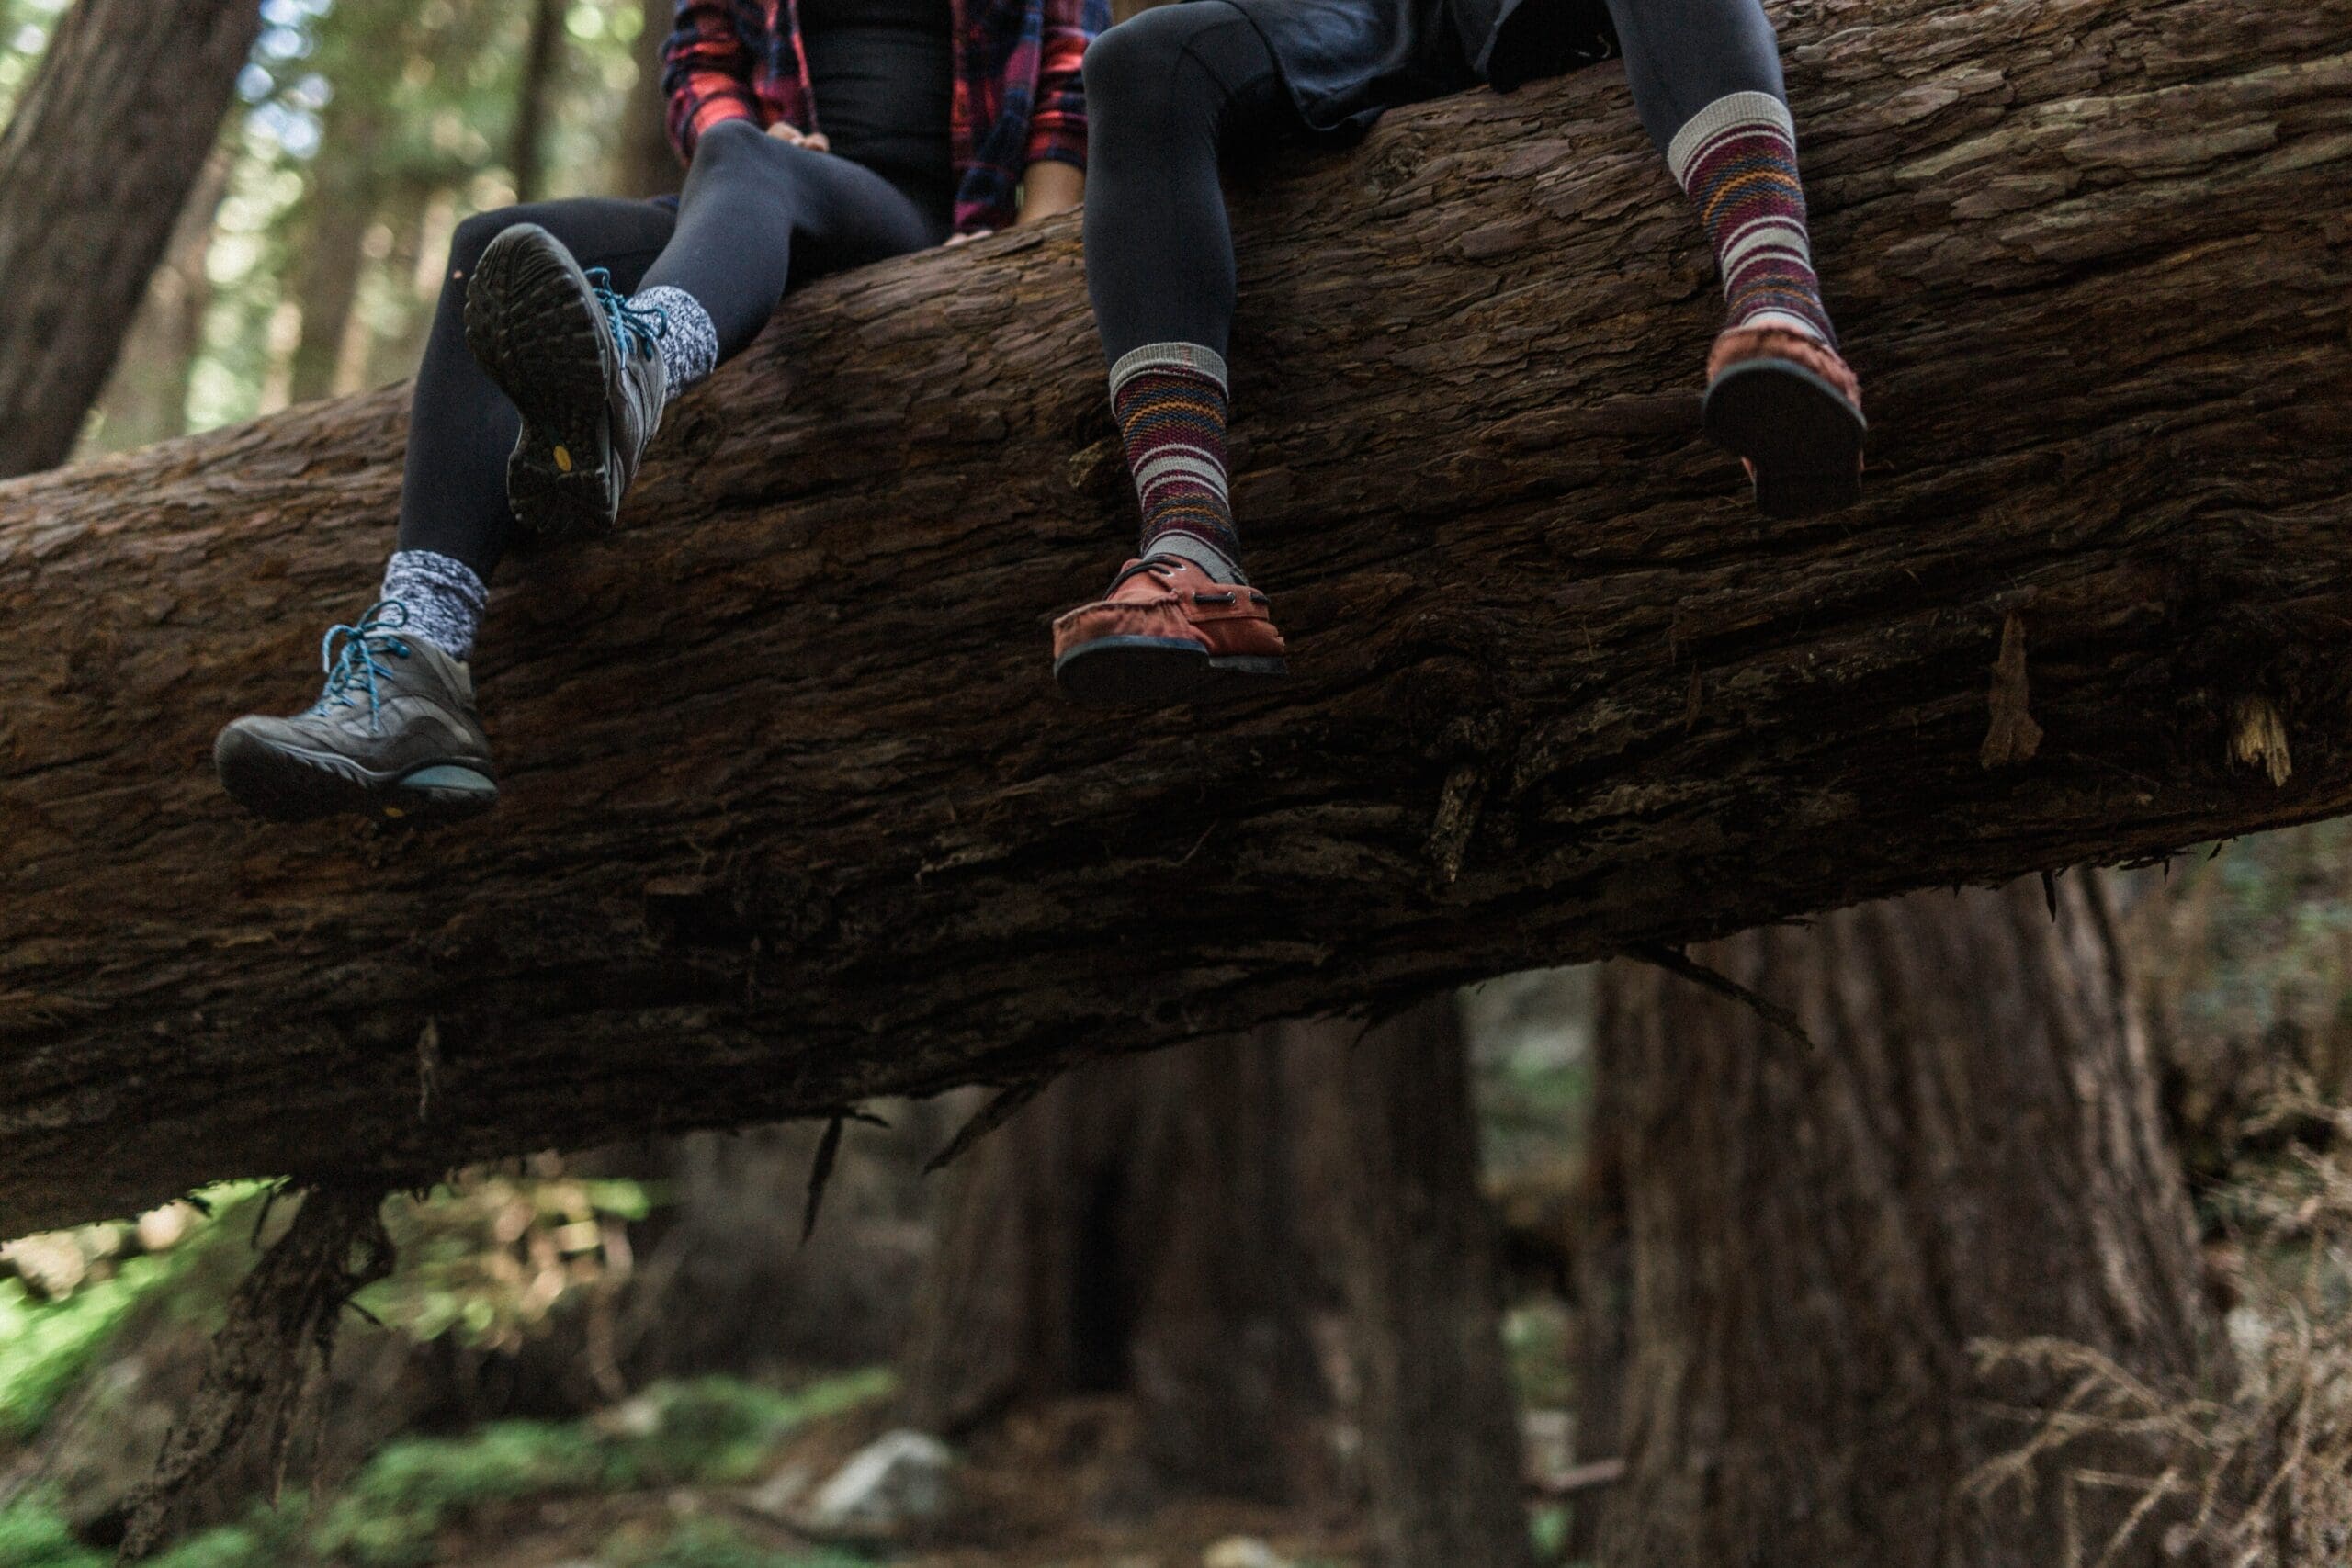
[314,600,414,728]
[585,267,669,360]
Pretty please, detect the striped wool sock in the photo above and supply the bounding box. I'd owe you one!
[1110,343,1244,583]
[1668,91,1837,346]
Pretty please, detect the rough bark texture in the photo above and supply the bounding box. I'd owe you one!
[0,0,261,477]
[4,0,2351,1236]
[901,1039,1326,1500]
[1286,1001,1537,1568]
[1579,874,2214,1567]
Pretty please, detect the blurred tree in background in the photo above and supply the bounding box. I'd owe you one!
[51,0,670,457]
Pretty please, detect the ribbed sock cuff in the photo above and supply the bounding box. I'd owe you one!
[633,285,717,397]
[1667,90,1795,191]
[1109,341,1228,400]
[380,548,488,662]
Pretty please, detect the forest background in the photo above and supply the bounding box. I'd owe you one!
[0,0,2347,1565]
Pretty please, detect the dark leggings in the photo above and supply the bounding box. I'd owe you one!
[1081,0,1787,365]
[398,118,949,579]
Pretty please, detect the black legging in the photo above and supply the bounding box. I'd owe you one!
[1081,0,1787,365]
[398,118,950,578]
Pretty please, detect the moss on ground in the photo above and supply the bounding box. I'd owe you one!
[0,1370,893,1568]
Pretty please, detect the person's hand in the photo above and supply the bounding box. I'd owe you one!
[766,122,831,152]
[944,229,995,248]
[1016,161,1084,225]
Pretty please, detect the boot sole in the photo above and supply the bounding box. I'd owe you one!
[1053,636,1289,707]
[215,728,497,826]
[1702,358,1867,520]
[464,223,620,545]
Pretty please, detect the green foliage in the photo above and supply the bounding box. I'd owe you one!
[0,1187,264,1441]
[313,1419,619,1566]
[606,1517,873,1568]
[310,1371,894,1567]
[0,1493,106,1568]
[0,0,70,124]
[2162,820,2352,1044]
[1502,1299,1576,1411]
[358,1172,662,1349]
[0,1258,170,1441]
[1526,1503,1571,1564]
[144,1502,312,1568]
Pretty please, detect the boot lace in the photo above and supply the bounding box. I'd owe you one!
[585,267,668,359]
[315,600,414,728]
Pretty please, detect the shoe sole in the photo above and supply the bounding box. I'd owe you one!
[1053,635,1289,707]
[1702,358,1867,520]
[464,223,619,545]
[214,728,497,826]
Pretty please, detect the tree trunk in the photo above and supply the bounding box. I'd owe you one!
[283,116,385,409]
[510,0,567,208]
[901,1037,1325,1501]
[83,149,231,456]
[0,0,261,477]
[616,0,680,199]
[1285,999,1536,1568]
[1579,874,2214,1567]
[4,0,2352,1237]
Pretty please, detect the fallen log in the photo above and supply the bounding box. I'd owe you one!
[4,0,2348,1237]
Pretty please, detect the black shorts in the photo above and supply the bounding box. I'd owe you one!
[1218,0,1618,138]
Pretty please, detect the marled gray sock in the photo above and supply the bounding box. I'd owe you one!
[631,285,718,399]
[380,549,487,661]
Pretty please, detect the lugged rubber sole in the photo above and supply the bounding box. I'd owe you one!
[1053,635,1290,707]
[464,223,620,545]
[1702,357,1868,520]
[214,728,497,826]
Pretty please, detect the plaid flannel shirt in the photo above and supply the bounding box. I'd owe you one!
[662,0,1105,235]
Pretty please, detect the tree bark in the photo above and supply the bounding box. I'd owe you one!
[3,0,2351,1237]
[1578,874,2214,1567]
[1285,999,1537,1568]
[901,1038,1326,1501]
[0,0,260,477]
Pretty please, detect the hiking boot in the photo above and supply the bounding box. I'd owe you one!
[214,602,497,825]
[1700,324,1866,519]
[1052,555,1288,706]
[464,221,668,545]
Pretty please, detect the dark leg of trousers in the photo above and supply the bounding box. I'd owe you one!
[1600,0,1787,156]
[1081,1,1293,367]
[396,118,944,580]
[1079,0,1792,370]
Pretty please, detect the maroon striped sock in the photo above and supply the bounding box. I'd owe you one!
[1668,91,1838,346]
[1110,343,1243,581]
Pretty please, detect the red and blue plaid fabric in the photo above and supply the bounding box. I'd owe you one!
[662,0,1105,235]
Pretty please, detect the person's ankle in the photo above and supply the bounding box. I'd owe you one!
[379,548,487,661]
[1142,531,1247,585]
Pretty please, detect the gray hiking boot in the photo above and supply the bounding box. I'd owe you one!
[463,221,669,544]
[214,601,497,825]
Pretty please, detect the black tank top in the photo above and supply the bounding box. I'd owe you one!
[798,0,957,209]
